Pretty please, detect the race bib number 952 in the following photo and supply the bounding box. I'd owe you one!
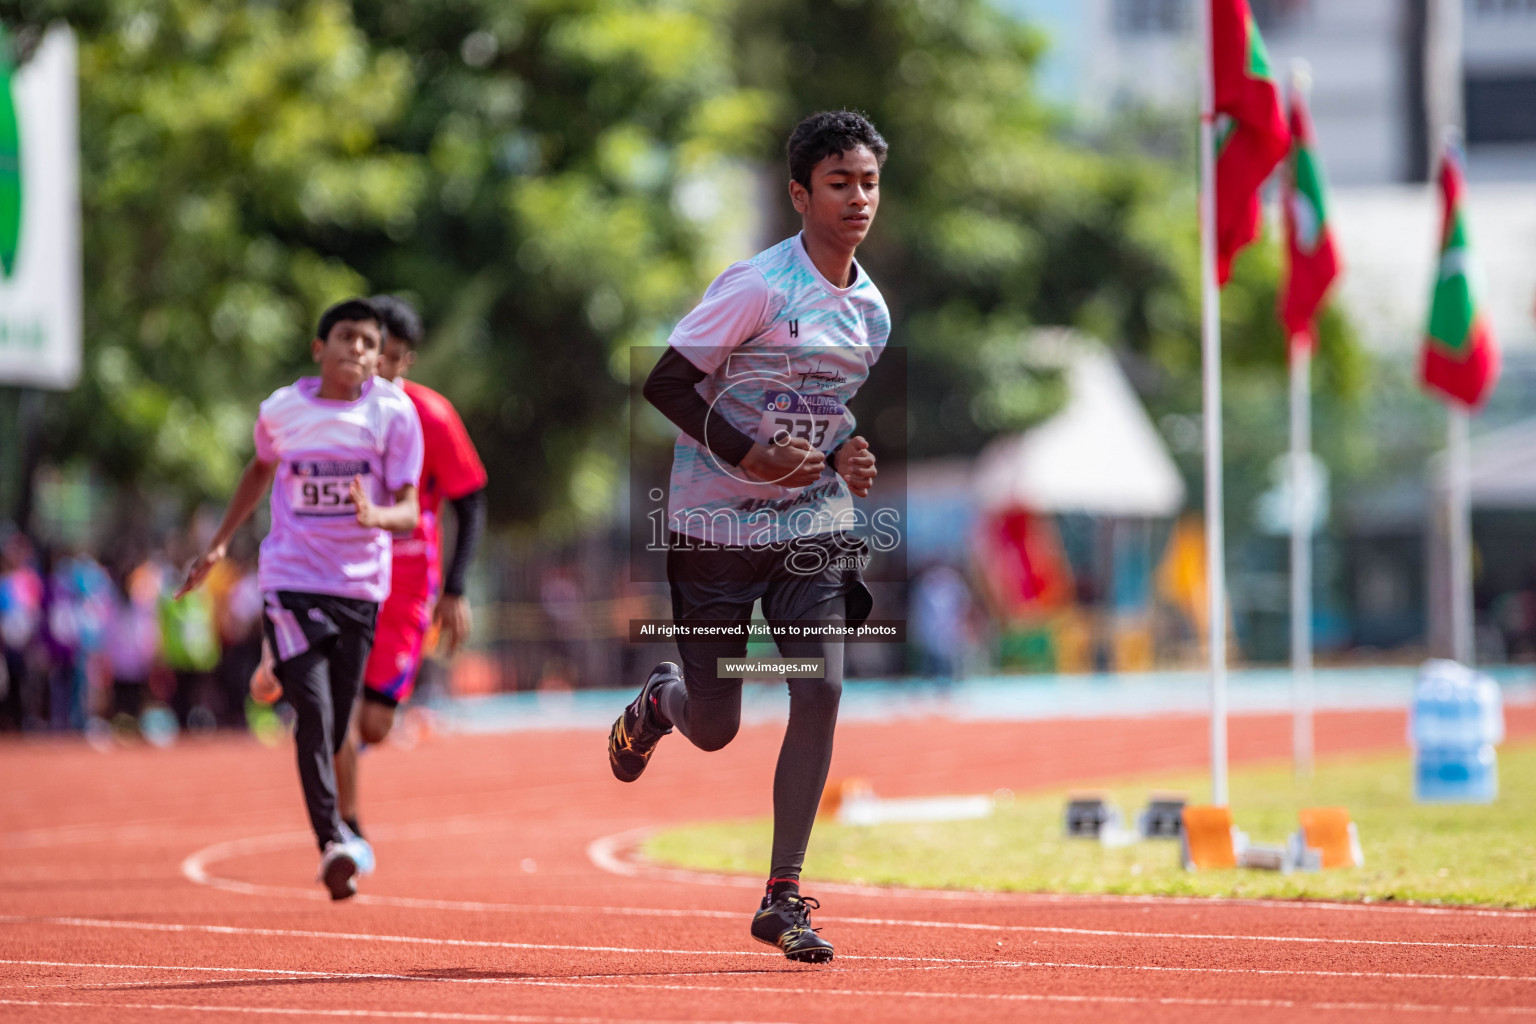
[290,460,369,517]
[757,391,847,452]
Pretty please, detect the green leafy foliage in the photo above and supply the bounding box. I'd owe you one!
[10,1,421,498]
[4,0,769,527]
[343,0,771,529]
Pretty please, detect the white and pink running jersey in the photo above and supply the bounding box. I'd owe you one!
[254,376,424,604]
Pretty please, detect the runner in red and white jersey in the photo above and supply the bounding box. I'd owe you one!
[334,295,488,850]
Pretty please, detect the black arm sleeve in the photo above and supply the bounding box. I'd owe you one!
[442,488,486,597]
[642,347,756,467]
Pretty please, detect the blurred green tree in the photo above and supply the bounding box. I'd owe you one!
[2,0,769,529]
[5,1,425,502]
[344,0,771,529]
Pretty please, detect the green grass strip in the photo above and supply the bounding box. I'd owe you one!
[644,742,1536,907]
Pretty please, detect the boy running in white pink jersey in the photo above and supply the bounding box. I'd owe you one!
[179,298,424,900]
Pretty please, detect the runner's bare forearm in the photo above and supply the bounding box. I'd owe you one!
[209,458,277,553]
[368,486,419,533]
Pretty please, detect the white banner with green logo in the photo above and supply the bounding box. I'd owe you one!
[0,26,80,390]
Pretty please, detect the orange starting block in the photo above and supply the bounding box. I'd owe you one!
[817,778,873,821]
[1180,805,1237,869]
[1296,807,1364,868]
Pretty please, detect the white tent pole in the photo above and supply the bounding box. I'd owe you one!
[1290,343,1314,777]
[1199,0,1229,807]
[1448,406,1473,664]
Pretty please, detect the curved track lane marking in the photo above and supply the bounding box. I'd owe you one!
[177,829,1536,950]
[589,826,1536,920]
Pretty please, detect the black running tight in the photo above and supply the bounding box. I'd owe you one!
[657,597,845,883]
[276,634,370,852]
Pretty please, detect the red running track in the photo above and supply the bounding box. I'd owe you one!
[2,704,1535,1023]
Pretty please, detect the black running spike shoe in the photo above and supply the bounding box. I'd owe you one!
[751,892,835,963]
[607,662,677,783]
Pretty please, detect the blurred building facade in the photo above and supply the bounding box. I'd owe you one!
[1017,0,1536,186]
[1006,0,1536,665]
[1008,1,1536,355]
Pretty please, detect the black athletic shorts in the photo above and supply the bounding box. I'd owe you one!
[667,532,873,628]
[261,591,378,667]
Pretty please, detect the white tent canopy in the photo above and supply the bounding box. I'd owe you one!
[1433,416,1536,508]
[974,337,1185,518]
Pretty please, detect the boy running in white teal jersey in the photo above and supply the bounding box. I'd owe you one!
[610,111,889,962]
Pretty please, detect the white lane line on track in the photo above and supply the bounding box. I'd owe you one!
[0,968,967,992]
[171,874,1536,956]
[0,960,1031,993]
[181,828,1536,946]
[7,987,1533,1019]
[9,920,1536,990]
[180,817,560,902]
[35,903,1536,959]
[6,954,1536,988]
[166,874,1536,954]
[6,961,1536,1017]
[182,817,527,882]
[464,981,1536,1017]
[820,916,1536,951]
[0,998,794,1024]
[0,960,392,981]
[588,827,1536,921]
[0,916,1004,967]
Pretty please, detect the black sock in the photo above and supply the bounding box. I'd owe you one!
[344,817,363,840]
[768,877,799,900]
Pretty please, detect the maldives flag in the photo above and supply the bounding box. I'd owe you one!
[1279,87,1340,351]
[1419,147,1500,409]
[1212,0,1290,285]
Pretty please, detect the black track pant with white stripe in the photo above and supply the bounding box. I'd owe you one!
[263,591,378,852]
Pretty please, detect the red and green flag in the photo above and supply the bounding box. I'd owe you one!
[1419,146,1500,409]
[1279,86,1340,351]
[1212,0,1290,285]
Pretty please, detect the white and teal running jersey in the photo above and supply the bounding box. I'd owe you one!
[666,233,890,546]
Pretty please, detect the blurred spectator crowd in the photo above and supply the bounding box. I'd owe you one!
[0,524,263,738]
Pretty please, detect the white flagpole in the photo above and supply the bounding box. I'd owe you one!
[1288,61,1315,779]
[1199,0,1229,806]
[1448,405,1473,664]
[1289,341,1314,776]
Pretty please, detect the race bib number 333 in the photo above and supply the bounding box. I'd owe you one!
[290,460,369,516]
[757,390,846,452]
